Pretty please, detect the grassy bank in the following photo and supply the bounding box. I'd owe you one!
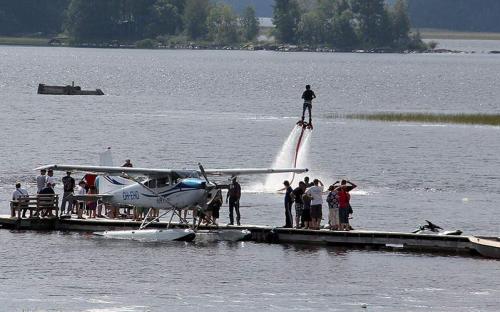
[419,29,500,40]
[0,36,50,46]
[342,113,500,126]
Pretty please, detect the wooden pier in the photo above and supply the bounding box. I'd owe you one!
[1,214,499,259]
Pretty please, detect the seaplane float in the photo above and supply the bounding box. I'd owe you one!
[36,163,307,242]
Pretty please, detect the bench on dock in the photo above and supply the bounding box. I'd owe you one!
[10,195,59,219]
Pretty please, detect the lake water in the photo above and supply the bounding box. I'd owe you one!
[0,43,499,311]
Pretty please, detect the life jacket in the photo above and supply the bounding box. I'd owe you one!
[338,190,350,209]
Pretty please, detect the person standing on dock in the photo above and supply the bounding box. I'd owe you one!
[226,177,241,226]
[301,85,316,125]
[333,179,357,229]
[292,181,306,229]
[36,169,47,194]
[337,183,351,231]
[326,185,339,230]
[305,179,324,230]
[47,169,56,187]
[61,171,75,215]
[283,180,294,228]
[76,180,87,219]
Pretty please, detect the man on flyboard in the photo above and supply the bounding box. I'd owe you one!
[298,84,316,129]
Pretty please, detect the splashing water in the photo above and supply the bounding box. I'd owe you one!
[254,125,313,192]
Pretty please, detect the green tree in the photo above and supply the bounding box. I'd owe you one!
[0,0,70,35]
[297,11,324,45]
[350,0,392,48]
[328,10,358,49]
[184,0,209,40]
[146,0,182,37]
[65,0,117,42]
[240,6,259,42]
[207,4,239,45]
[273,0,301,44]
[391,0,410,43]
[120,0,156,39]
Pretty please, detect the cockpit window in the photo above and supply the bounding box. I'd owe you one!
[144,177,170,188]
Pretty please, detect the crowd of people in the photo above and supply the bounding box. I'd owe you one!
[283,177,357,231]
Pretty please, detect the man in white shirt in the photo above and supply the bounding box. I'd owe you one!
[11,182,29,217]
[46,169,56,187]
[305,179,324,230]
[36,169,47,193]
[76,180,87,219]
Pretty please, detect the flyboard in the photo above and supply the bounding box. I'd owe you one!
[290,120,313,184]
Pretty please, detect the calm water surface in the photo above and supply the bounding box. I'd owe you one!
[0,45,499,311]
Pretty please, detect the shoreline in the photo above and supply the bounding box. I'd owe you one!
[1,34,500,54]
[1,40,497,55]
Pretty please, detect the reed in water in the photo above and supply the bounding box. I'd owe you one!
[342,113,500,126]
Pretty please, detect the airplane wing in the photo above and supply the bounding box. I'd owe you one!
[204,168,308,176]
[34,164,196,178]
[35,164,308,178]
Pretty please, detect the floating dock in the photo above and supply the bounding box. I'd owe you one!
[1,215,499,259]
[38,83,104,95]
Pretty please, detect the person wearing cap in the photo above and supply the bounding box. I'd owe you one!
[61,171,75,215]
[226,177,241,225]
[122,159,133,167]
[11,182,29,217]
[333,179,357,230]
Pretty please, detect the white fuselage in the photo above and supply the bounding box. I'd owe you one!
[97,176,207,210]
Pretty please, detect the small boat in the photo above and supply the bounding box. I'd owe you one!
[469,236,500,259]
[38,82,104,95]
[94,228,195,242]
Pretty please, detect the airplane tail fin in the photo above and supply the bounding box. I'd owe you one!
[96,175,135,194]
[99,147,114,166]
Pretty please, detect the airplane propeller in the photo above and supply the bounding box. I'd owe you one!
[198,163,210,184]
[198,162,219,194]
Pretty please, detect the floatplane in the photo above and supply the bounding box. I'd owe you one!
[35,163,307,242]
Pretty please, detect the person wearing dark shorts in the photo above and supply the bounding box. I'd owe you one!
[292,182,306,229]
[301,193,312,229]
[311,204,322,220]
[305,179,324,230]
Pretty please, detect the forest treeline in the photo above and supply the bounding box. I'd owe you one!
[0,0,423,50]
[1,0,500,40]
[16,0,500,51]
